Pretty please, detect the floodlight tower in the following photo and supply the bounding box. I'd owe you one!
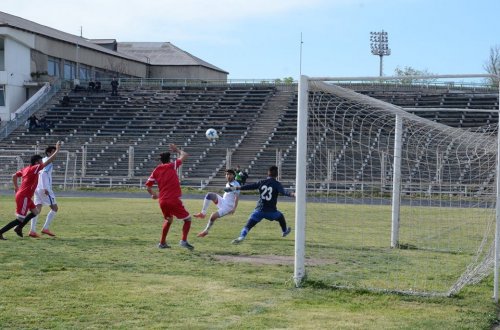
[370,30,391,76]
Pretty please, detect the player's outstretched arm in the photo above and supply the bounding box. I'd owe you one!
[170,143,188,162]
[275,181,295,198]
[44,141,61,165]
[225,181,260,192]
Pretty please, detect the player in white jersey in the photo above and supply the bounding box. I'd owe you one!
[194,169,240,237]
[29,146,59,238]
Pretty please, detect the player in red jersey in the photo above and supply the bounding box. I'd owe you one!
[145,143,194,250]
[0,141,61,240]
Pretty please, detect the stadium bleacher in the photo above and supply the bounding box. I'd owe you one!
[0,82,497,190]
[0,85,285,188]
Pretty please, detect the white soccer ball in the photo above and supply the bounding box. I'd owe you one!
[205,128,218,140]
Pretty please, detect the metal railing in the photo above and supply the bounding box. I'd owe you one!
[0,81,61,140]
[70,77,298,91]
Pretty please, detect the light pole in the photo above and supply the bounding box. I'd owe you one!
[370,30,391,77]
[144,55,151,78]
[75,40,80,80]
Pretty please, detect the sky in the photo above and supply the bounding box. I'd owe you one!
[2,0,499,80]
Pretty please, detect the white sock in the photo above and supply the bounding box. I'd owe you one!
[204,220,214,232]
[201,198,211,215]
[30,216,38,232]
[43,210,57,230]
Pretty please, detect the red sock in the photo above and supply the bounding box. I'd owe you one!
[160,220,171,244]
[181,220,191,241]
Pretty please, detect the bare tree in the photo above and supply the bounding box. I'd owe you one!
[394,66,435,84]
[483,45,500,86]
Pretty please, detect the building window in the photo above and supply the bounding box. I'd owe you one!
[47,57,60,77]
[79,64,91,81]
[64,61,76,80]
[0,86,5,106]
[95,69,114,80]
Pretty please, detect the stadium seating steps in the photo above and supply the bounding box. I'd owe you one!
[0,83,497,190]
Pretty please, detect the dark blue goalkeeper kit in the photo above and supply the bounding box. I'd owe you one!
[235,176,294,240]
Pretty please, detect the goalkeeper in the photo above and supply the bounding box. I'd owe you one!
[226,165,295,244]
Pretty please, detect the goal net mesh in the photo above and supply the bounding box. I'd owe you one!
[302,80,496,296]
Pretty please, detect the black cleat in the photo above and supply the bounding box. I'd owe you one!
[158,242,171,249]
[179,240,194,250]
[14,226,23,237]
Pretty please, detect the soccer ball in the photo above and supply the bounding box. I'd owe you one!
[205,128,218,140]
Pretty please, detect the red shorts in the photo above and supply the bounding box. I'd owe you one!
[15,194,36,219]
[158,198,190,220]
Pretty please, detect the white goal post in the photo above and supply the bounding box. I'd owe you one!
[295,74,500,300]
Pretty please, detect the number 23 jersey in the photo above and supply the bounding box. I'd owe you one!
[239,177,293,212]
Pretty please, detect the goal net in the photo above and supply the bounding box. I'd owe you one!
[295,75,499,297]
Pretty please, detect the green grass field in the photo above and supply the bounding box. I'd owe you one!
[301,201,496,295]
[0,195,498,329]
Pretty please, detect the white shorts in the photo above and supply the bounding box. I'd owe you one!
[34,188,57,206]
[216,195,234,217]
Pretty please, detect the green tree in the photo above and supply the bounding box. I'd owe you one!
[274,77,295,85]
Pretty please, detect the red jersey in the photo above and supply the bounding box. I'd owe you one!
[15,163,45,198]
[145,159,182,201]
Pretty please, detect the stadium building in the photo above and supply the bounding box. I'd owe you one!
[0,11,228,121]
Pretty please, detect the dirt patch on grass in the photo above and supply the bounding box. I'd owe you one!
[213,254,334,266]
